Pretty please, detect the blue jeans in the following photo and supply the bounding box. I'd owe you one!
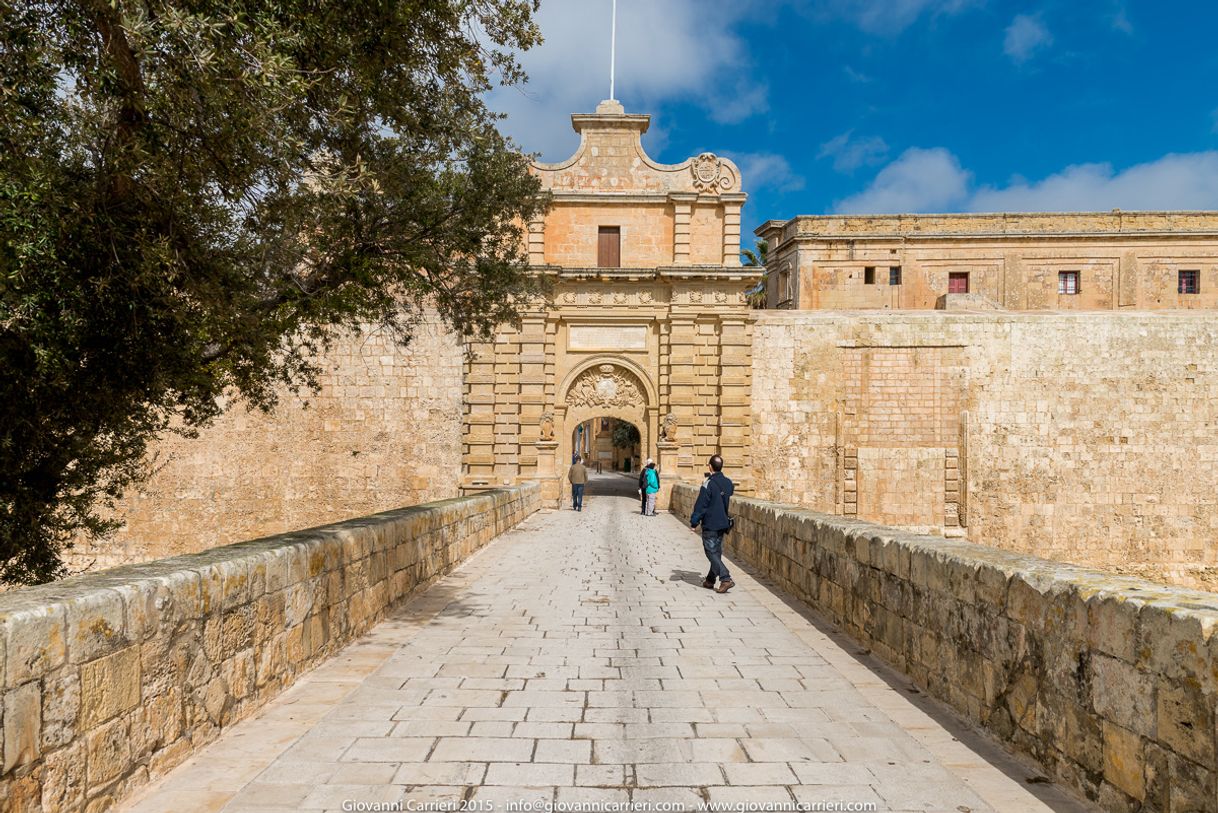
[571,483,584,510]
[702,530,731,582]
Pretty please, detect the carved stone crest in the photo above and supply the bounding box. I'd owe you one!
[539,411,555,441]
[566,364,645,410]
[690,152,732,193]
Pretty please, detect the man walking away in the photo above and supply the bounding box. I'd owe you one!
[690,454,734,593]
[643,461,660,516]
[568,455,588,511]
[637,458,652,515]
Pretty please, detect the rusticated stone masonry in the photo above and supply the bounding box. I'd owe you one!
[672,482,1218,812]
[0,484,539,813]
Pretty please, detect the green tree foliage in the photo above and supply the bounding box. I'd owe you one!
[0,0,547,584]
[611,420,640,450]
[742,239,768,308]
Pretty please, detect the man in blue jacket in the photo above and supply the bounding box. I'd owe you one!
[690,454,734,593]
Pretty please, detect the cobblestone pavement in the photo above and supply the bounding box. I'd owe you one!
[122,474,1093,813]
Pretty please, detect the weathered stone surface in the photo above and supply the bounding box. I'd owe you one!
[4,681,41,773]
[79,647,140,729]
[1102,721,1145,801]
[749,311,1218,591]
[0,484,538,812]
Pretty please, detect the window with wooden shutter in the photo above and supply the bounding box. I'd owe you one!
[1058,271,1080,295]
[1180,270,1200,294]
[597,226,621,268]
[948,272,969,294]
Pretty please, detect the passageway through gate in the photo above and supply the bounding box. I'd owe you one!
[122,474,1092,813]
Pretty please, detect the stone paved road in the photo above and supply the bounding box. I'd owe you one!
[122,474,1093,813]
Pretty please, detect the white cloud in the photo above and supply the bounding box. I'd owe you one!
[972,154,1218,211]
[1004,14,1052,63]
[1111,2,1134,34]
[806,0,975,35]
[834,147,971,213]
[725,152,806,193]
[485,0,765,161]
[818,130,890,172]
[833,148,1218,213]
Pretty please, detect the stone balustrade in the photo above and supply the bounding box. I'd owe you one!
[0,484,539,812]
[672,482,1218,811]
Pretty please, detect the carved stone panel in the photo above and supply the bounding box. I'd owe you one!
[566,364,647,409]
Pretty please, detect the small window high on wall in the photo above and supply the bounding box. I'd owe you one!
[864,266,876,284]
[1180,270,1200,294]
[948,272,969,294]
[598,226,621,268]
[889,266,902,286]
[1058,271,1080,295]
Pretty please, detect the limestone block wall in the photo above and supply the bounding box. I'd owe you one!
[672,483,1218,812]
[68,316,464,572]
[750,311,1218,582]
[0,484,539,813]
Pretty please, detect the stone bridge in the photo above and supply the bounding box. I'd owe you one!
[31,472,1218,812]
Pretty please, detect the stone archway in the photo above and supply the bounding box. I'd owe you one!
[556,362,651,503]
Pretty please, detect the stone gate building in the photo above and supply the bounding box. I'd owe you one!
[460,100,761,506]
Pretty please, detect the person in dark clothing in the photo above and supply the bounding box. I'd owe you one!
[637,458,654,515]
[690,454,735,593]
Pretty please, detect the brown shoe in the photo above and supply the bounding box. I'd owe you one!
[702,579,716,590]
[715,579,735,594]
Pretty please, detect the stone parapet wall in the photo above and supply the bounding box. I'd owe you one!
[0,484,539,813]
[672,482,1217,811]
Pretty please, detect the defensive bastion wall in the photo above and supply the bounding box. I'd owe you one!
[749,310,1218,586]
[0,484,539,812]
[67,316,465,573]
[672,483,1218,812]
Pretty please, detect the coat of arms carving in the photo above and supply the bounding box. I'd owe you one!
[690,152,733,193]
[566,365,645,409]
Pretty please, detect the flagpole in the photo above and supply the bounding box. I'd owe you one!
[609,0,617,100]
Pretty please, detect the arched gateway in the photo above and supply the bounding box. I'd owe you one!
[461,100,760,507]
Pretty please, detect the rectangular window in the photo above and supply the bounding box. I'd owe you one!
[1058,271,1080,295]
[864,266,876,285]
[1180,269,1200,294]
[889,266,902,286]
[597,226,621,268]
[948,272,969,294]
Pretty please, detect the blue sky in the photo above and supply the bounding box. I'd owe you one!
[488,0,1218,242]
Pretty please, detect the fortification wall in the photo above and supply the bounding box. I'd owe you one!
[68,316,464,573]
[0,484,539,812]
[671,483,1218,811]
[750,311,1218,584]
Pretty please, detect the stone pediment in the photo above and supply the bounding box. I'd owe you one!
[532,100,741,197]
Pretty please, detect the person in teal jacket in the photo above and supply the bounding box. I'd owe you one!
[643,461,660,516]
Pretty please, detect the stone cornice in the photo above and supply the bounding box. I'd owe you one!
[764,212,1218,252]
[530,265,762,283]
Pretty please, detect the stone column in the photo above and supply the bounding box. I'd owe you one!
[657,439,679,511]
[527,215,545,266]
[666,314,701,480]
[518,314,547,479]
[492,326,522,486]
[535,440,560,506]
[671,194,695,265]
[718,315,753,492]
[462,339,496,490]
[721,194,746,267]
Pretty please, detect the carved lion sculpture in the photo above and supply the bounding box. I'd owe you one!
[660,412,678,442]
